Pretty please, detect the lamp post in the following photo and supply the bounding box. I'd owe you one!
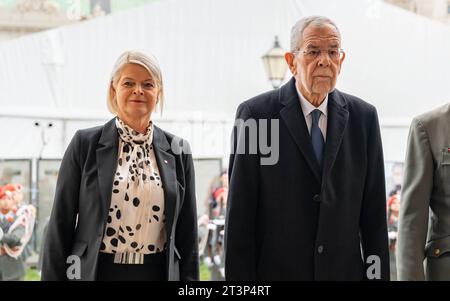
[34,121,54,159]
[261,36,288,89]
[33,120,54,233]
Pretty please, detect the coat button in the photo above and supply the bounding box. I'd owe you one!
[435,248,441,256]
[313,195,321,202]
[318,245,324,254]
[164,160,168,164]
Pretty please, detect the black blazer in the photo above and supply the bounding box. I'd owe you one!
[41,118,199,281]
[225,78,390,281]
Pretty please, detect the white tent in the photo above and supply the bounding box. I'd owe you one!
[1,0,450,163]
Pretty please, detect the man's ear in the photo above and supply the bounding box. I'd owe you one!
[110,83,116,96]
[285,52,297,75]
[338,52,346,74]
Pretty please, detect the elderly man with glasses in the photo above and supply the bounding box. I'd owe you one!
[225,16,390,281]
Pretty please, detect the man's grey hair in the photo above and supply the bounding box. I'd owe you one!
[290,16,341,51]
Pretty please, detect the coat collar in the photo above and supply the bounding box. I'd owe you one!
[97,118,119,216]
[151,125,177,244]
[279,77,349,185]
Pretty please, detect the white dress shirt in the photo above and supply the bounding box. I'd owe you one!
[297,88,328,142]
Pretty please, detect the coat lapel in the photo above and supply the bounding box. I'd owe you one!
[321,90,349,186]
[279,78,322,183]
[96,118,119,218]
[152,126,177,240]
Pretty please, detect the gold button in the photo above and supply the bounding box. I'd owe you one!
[435,249,441,256]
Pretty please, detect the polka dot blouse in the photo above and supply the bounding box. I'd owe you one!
[100,117,167,255]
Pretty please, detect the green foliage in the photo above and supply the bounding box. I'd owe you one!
[200,262,211,281]
[25,268,41,281]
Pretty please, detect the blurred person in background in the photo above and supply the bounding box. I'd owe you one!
[0,185,30,281]
[397,104,450,281]
[210,170,228,219]
[202,171,228,267]
[387,185,401,251]
[387,185,401,281]
[6,184,36,264]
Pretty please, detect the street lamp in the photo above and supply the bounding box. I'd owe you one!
[261,36,288,89]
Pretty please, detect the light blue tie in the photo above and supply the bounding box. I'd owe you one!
[311,109,325,169]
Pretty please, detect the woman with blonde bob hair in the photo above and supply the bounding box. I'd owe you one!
[42,51,199,281]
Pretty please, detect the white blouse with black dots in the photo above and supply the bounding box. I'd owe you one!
[100,117,167,255]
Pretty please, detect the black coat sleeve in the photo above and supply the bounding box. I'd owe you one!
[360,108,390,281]
[176,141,200,281]
[41,131,81,281]
[225,102,260,280]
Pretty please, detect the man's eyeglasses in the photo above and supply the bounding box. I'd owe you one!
[293,48,345,61]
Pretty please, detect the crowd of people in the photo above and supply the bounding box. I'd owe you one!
[197,170,228,280]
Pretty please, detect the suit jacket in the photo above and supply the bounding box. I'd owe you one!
[225,78,390,281]
[41,118,199,281]
[397,104,450,281]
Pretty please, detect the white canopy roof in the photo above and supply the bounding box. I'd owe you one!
[1,0,449,162]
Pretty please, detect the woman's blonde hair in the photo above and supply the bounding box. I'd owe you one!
[107,50,164,114]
